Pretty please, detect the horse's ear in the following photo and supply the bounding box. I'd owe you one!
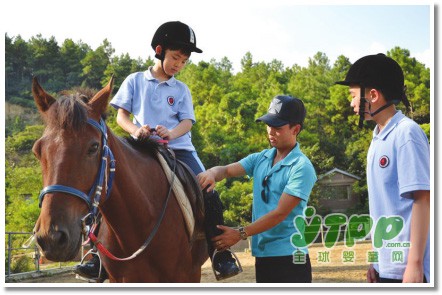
[32,77,56,113]
[88,76,114,115]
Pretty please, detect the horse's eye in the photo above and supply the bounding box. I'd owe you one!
[88,143,99,155]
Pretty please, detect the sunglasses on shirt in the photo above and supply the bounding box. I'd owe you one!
[261,175,270,203]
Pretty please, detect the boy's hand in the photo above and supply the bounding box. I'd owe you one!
[403,262,424,283]
[155,125,171,139]
[133,125,151,140]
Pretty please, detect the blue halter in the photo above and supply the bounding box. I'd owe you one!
[38,118,116,217]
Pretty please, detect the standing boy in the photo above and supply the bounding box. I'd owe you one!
[336,53,430,283]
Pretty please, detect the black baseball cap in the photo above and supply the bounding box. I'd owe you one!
[335,53,404,103]
[151,21,202,54]
[256,95,306,127]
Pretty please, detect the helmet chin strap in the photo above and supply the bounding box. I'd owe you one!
[358,85,366,128]
[358,85,393,128]
[368,101,394,117]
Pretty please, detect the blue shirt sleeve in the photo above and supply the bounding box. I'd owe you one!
[284,159,317,202]
[397,127,430,197]
[177,85,196,124]
[109,74,134,113]
[239,152,262,177]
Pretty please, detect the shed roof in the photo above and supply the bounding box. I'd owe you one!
[317,168,361,181]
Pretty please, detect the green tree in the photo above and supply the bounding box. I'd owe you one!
[81,39,114,89]
[387,47,430,123]
[5,164,42,232]
[287,52,335,174]
[60,39,90,88]
[28,34,64,91]
[104,53,153,91]
[4,39,430,231]
[5,34,32,99]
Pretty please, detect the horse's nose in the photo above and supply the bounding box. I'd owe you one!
[35,226,69,254]
[52,228,68,247]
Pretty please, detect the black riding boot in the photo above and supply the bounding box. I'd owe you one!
[74,251,108,282]
[203,189,241,280]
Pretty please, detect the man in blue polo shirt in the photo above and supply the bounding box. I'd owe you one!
[336,54,430,283]
[197,95,317,283]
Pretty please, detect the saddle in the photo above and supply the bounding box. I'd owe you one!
[155,146,205,241]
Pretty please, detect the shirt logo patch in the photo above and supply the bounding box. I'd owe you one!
[167,96,175,106]
[379,156,390,168]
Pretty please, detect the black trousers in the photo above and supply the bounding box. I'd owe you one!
[255,255,312,283]
[173,150,231,261]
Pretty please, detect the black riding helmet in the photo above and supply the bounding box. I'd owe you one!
[336,53,410,128]
[151,21,203,61]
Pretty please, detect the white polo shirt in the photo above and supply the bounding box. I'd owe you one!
[110,67,196,151]
[367,110,430,281]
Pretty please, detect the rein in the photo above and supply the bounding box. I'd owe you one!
[89,151,176,261]
[39,117,177,262]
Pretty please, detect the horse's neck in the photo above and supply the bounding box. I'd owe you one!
[107,134,161,203]
[101,134,166,242]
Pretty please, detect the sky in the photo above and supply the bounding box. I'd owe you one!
[0,0,433,72]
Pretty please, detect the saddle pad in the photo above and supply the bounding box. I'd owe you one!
[156,151,195,237]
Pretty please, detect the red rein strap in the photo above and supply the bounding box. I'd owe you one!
[88,131,174,261]
[88,231,140,261]
[149,128,169,145]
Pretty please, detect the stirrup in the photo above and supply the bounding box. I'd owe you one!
[211,248,243,281]
[75,249,106,283]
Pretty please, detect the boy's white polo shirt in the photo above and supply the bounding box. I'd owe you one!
[110,67,196,151]
[367,110,430,281]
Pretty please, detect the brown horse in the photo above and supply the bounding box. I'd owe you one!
[32,77,208,282]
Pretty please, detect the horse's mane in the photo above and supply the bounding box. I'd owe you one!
[125,136,161,157]
[44,89,91,132]
[45,88,108,132]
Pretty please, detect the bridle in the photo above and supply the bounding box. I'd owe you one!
[38,118,116,219]
[37,117,176,261]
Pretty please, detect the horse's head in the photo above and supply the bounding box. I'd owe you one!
[32,77,114,261]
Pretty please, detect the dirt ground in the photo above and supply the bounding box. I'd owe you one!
[15,242,372,284]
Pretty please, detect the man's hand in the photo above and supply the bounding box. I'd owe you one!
[211,225,241,251]
[197,170,216,192]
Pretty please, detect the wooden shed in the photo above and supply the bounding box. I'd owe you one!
[316,168,361,213]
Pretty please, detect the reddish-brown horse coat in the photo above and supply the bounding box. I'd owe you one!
[32,78,208,282]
